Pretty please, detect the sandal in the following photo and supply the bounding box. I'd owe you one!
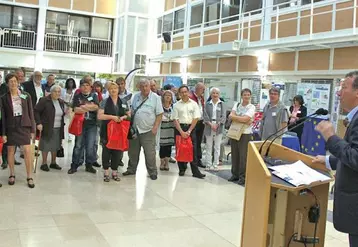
[104,175,110,182]
[112,173,121,182]
[8,175,15,186]
[27,178,35,188]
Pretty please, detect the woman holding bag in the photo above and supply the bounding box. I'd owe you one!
[34,85,65,172]
[228,88,255,185]
[97,82,129,182]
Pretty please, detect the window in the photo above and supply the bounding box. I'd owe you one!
[91,17,113,40]
[135,54,147,72]
[157,17,163,35]
[191,4,203,28]
[174,9,185,34]
[222,0,241,23]
[0,5,38,31]
[302,0,325,4]
[273,0,297,9]
[13,7,38,31]
[163,13,173,33]
[243,0,262,13]
[0,5,11,28]
[205,0,221,26]
[46,11,113,40]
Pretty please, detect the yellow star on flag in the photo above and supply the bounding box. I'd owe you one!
[313,121,317,125]
[315,142,319,147]
[317,135,321,139]
[311,147,315,151]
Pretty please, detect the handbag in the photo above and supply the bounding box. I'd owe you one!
[128,97,148,139]
[106,120,130,151]
[69,113,85,136]
[175,136,193,163]
[227,121,249,141]
[57,146,64,158]
[225,103,240,130]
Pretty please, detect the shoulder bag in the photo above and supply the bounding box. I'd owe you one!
[128,97,148,139]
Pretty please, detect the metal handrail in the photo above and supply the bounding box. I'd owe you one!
[79,37,112,57]
[44,33,79,54]
[1,28,36,50]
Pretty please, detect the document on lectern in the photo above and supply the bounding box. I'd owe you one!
[269,160,331,187]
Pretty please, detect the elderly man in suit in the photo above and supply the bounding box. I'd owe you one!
[313,71,358,247]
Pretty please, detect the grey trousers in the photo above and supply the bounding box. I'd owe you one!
[230,134,252,178]
[128,131,157,176]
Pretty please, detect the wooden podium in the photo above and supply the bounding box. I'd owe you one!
[240,141,334,247]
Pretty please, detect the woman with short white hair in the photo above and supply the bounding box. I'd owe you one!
[203,87,226,171]
[34,84,65,172]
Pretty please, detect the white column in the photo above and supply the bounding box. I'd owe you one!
[262,0,273,40]
[183,1,191,49]
[34,0,47,72]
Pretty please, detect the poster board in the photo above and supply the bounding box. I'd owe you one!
[297,80,332,116]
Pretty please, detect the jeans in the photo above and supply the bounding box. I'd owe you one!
[71,124,97,169]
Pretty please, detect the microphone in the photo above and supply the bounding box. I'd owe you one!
[258,108,328,155]
[264,108,328,157]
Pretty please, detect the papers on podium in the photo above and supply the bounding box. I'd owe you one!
[269,160,331,187]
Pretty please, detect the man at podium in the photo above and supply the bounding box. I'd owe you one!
[313,71,358,247]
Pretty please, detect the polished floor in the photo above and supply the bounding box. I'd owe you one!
[0,142,349,247]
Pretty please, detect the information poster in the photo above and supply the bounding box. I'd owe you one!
[331,79,342,131]
[297,83,331,115]
[259,82,285,110]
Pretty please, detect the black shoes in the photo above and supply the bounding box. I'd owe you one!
[179,171,185,176]
[150,175,158,180]
[118,160,124,167]
[228,176,240,182]
[15,160,21,165]
[197,160,206,168]
[27,178,35,189]
[85,166,97,174]
[50,163,62,170]
[193,173,206,179]
[238,177,246,186]
[40,164,50,172]
[8,175,15,185]
[1,163,8,169]
[92,162,101,168]
[123,171,135,176]
[67,168,77,174]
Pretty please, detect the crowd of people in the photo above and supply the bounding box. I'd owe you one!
[0,68,310,188]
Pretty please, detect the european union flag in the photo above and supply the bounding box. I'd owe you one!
[301,117,326,156]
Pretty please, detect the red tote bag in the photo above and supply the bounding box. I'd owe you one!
[69,114,85,136]
[106,120,130,151]
[175,136,193,163]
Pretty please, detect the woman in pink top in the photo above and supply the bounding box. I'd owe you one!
[288,95,307,144]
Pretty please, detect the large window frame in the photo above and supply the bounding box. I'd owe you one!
[45,11,114,40]
[174,8,185,34]
[0,4,38,32]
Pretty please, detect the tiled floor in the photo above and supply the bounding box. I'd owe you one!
[0,143,349,247]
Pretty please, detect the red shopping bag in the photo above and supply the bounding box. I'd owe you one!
[106,120,130,151]
[69,114,85,136]
[0,136,3,155]
[175,136,193,163]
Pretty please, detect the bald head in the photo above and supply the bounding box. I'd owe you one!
[195,82,205,97]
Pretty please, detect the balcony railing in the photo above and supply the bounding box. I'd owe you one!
[45,33,112,57]
[0,28,36,50]
[45,33,79,54]
[79,37,112,57]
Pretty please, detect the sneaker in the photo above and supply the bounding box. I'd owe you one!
[50,163,62,170]
[67,168,77,174]
[150,174,158,180]
[40,164,50,172]
[85,166,97,174]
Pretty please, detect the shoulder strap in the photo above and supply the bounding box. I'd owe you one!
[132,97,148,122]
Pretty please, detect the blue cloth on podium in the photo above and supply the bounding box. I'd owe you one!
[282,135,301,152]
[301,117,327,156]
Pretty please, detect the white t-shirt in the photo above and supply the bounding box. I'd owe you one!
[232,102,256,134]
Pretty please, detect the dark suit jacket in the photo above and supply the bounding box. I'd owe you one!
[22,80,45,108]
[34,96,65,140]
[327,110,358,234]
[1,92,36,135]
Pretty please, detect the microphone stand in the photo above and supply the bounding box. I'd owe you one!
[264,118,312,157]
[258,112,318,155]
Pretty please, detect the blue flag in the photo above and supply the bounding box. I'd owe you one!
[301,117,326,156]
